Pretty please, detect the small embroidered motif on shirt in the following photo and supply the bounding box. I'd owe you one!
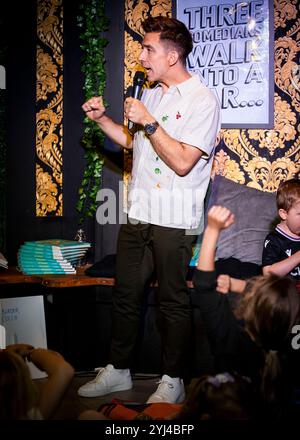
[155,156,159,161]
[154,168,161,174]
[162,115,168,122]
[176,111,181,119]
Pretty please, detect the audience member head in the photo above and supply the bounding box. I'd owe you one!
[277,179,300,212]
[177,372,257,420]
[141,16,193,64]
[237,274,300,404]
[0,350,38,420]
[276,179,300,236]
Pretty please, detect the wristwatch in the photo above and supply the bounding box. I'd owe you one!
[144,120,159,136]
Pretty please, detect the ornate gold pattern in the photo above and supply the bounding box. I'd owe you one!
[36,0,63,216]
[212,149,246,184]
[125,0,150,37]
[274,37,300,111]
[247,94,297,155]
[36,164,61,216]
[274,0,297,29]
[150,0,172,17]
[124,32,143,92]
[217,1,300,191]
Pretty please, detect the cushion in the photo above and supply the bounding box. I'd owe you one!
[208,175,277,265]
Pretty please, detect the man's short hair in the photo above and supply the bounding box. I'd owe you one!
[277,178,300,211]
[141,16,193,63]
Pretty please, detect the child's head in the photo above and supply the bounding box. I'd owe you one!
[177,372,257,420]
[277,179,300,235]
[277,179,300,211]
[239,275,299,350]
[0,350,38,419]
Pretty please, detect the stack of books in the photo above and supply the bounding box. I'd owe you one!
[17,239,91,275]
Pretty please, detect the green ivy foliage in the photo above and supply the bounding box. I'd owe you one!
[76,0,109,223]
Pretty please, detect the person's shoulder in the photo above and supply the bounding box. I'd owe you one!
[264,228,290,251]
[191,76,219,105]
[264,230,277,239]
[264,229,281,243]
[141,84,160,104]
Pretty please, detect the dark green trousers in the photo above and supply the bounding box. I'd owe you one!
[110,221,196,377]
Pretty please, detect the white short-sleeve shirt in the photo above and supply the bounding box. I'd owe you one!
[126,74,221,232]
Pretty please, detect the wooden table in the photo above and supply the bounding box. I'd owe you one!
[0,267,193,289]
[0,266,115,288]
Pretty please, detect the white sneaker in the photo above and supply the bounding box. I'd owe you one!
[77,364,133,397]
[146,374,185,404]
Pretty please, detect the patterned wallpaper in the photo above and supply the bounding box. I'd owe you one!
[36,0,63,216]
[124,0,300,192]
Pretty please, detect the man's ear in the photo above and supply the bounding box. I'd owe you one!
[168,50,179,66]
[278,208,288,220]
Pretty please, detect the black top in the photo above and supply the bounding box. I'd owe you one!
[262,227,300,280]
[192,269,263,384]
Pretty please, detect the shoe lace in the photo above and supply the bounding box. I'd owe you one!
[91,366,106,382]
[155,378,174,393]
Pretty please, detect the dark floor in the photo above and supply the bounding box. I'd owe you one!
[50,372,161,420]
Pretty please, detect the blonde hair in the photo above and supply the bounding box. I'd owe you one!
[0,350,38,419]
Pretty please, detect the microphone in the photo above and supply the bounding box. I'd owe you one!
[128,71,145,131]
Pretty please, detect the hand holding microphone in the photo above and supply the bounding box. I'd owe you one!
[127,71,145,131]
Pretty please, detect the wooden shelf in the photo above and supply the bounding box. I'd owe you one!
[0,267,193,289]
[0,266,115,288]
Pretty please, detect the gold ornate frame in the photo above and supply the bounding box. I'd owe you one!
[36,0,63,216]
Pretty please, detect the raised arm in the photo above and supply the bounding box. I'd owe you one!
[82,96,133,149]
[193,206,244,359]
[197,205,235,272]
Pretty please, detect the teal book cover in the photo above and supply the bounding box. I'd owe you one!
[18,259,74,269]
[23,239,91,249]
[18,251,82,263]
[19,246,87,257]
[18,257,75,270]
[20,268,76,275]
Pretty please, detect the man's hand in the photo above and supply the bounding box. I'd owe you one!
[124,97,154,126]
[82,96,106,122]
[207,205,235,231]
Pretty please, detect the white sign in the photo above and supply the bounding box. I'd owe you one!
[0,295,48,379]
[176,0,274,128]
[0,65,5,90]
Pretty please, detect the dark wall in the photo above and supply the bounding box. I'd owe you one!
[5,0,123,264]
[6,0,37,263]
[95,0,124,261]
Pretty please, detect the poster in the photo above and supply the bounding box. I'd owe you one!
[0,295,48,379]
[176,0,274,128]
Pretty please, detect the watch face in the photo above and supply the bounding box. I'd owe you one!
[145,122,158,135]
